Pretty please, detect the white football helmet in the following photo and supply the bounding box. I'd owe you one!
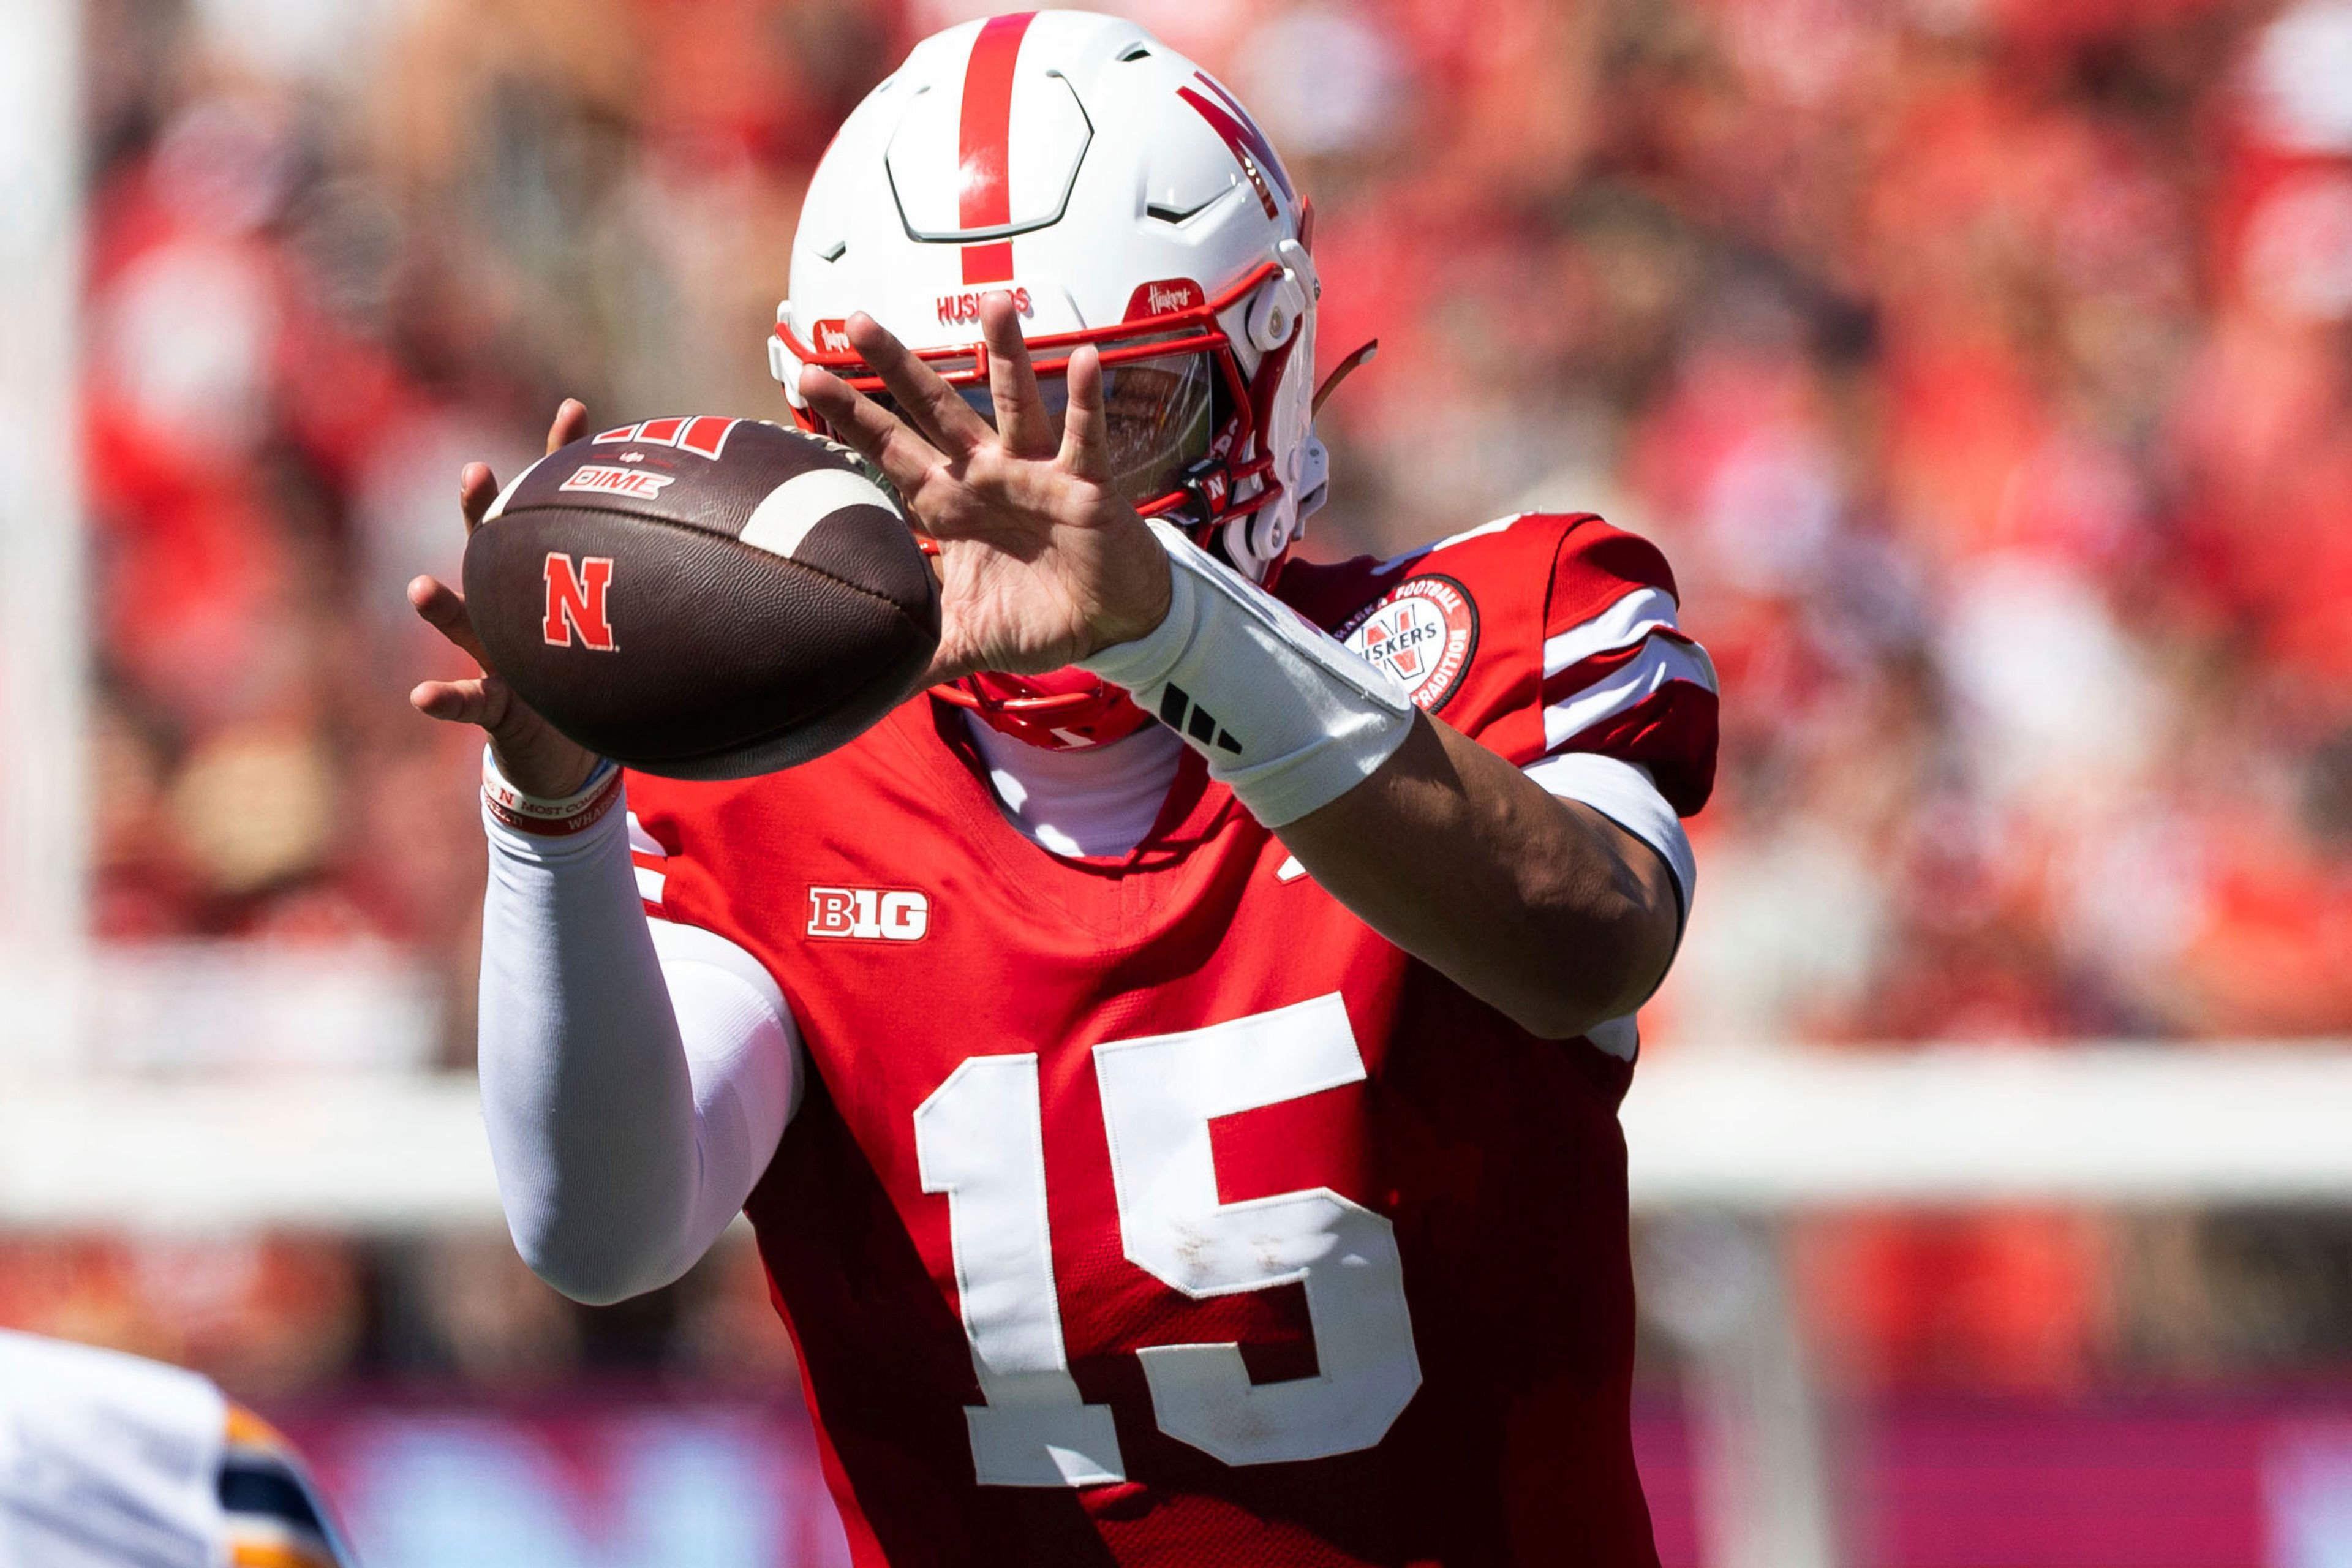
[769,9,1347,748]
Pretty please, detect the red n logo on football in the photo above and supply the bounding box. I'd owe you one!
[543,554,618,651]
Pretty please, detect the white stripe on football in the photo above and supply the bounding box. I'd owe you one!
[739,469,900,560]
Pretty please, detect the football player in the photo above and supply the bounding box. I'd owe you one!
[0,1330,352,1568]
[409,12,1716,1564]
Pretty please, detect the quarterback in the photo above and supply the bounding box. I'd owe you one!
[409,12,1716,1566]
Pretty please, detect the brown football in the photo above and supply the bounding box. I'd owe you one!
[462,417,939,779]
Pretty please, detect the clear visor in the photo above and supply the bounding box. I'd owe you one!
[875,353,1216,506]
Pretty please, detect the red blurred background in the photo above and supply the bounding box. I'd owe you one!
[26,0,2352,1561]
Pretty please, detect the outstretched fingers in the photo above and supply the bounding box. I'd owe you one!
[464,401,588,535]
[408,574,492,668]
[1057,344,1110,482]
[799,366,950,521]
[408,672,527,730]
[410,674,491,724]
[546,398,588,455]
[460,462,502,534]
[980,293,1055,457]
[848,312,992,457]
[415,401,594,741]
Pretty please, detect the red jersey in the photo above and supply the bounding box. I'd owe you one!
[624,512,1718,1567]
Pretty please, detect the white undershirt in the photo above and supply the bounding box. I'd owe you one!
[963,712,1188,858]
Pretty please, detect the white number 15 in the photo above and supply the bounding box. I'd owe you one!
[911,993,1422,1487]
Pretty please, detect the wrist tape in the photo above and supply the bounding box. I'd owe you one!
[1079,521,1414,827]
[482,750,623,838]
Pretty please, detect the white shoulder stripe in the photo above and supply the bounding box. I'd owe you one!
[625,812,666,859]
[1523,751,1696,911]
[1543,636,1717,749]
[1542,586,1681,677]
[739,468,899,559]
[1376,513,1528,571]
[635,864,668,904]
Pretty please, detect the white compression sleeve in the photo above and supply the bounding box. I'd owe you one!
[479,783,800,1305]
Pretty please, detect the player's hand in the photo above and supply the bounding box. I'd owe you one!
[798,293,1174,684]
[407,399,603,800]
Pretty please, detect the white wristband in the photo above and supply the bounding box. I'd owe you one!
[1079,521,1414,827]
[481,749,622,839]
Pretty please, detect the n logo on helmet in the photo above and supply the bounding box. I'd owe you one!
[1177,72,1292,219]
[543,554,618,651]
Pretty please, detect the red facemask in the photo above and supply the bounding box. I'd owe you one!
[780,255,1373,753]
[940,667,1157,750]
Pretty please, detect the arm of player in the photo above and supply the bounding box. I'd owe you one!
[804,300,1684,1042]
[1075,532,1684,1042]
[412,402,797,1304]
[478,794,799,1305]
[1279,719,1681,1039]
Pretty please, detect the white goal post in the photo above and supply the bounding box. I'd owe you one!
[1623,1042,2352,1207]
[4,1043,2347,1231]
[0,0,87,1067]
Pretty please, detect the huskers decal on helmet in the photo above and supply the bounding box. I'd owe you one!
[936,287,1036,325]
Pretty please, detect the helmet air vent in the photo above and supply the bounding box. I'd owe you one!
[1147,191,1223,225]
[884,67,1092,241]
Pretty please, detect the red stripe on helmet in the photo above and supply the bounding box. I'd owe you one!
[961,241,1014,285]
[957,11,1034,285]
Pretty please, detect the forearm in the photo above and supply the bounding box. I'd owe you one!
[1078,525,1682,1041]
[1278,715,1678,1038]
[480,791,794,1303]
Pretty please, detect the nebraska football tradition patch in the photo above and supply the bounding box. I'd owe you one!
[1341,573,1479,712]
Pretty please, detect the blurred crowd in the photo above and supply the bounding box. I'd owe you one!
[47,0,2352,1398]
